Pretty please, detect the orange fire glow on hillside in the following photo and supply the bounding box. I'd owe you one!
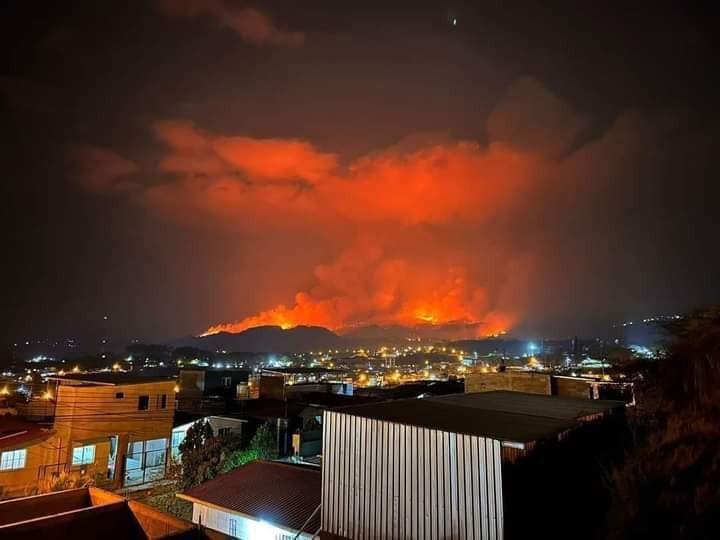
[201,247,518,338]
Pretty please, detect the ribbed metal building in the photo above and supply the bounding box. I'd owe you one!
[321,409,504,540]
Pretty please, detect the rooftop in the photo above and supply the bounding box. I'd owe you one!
[262,367,347,375]
[48,373,177,386]
[0,418,54,451]
[179,461,321,534]
[0,487,225,539]
[336,391,624,443]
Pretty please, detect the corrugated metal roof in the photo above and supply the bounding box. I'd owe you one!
[337,391,624,443]
[0,419,54,451]
[428,391,625,421]
[180,461,321,534]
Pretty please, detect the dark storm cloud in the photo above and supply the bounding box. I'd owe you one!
[155,0,304,46]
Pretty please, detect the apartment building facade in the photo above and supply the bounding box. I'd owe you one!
[0,375,176,497]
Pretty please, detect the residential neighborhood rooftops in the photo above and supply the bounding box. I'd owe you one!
[178,461,321,534]
[336,390,624,443]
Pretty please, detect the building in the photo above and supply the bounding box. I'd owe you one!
[171,414,247,462]
[321,399,505,540]
[177,368,251,412]
[0,486,228,539]
[259,368,351,401]
[0,418,58,499]
[465,371,635,403]
[320,391,625,539]
[177,460,321,539]
[1,374,177,497]
[48,374,177,489]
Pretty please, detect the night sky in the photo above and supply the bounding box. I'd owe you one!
[2,1,718,344]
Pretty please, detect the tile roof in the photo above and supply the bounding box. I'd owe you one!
[180,461,321,534]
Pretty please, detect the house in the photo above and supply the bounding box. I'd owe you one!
[177,460,321,539]
[0,486,229,539]
[47,374,177,489]
[0,418,58,499]
[0,374,180,494]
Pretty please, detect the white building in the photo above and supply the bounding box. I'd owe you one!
[177,460,321,539]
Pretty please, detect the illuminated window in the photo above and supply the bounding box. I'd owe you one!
[221,376,232,387]
[228,518,237,537]
[0,449,26,470]
[72,444,96,465]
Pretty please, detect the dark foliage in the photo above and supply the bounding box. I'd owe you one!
[178,419,241,490]
[603,307,720,539]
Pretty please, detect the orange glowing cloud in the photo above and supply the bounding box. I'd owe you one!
[202,239,520,337]
[72,78,665,338]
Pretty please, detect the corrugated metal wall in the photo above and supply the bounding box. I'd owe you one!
[321,411,504,540]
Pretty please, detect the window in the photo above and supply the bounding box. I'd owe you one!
[115,392,124,399]
[0,449,26,471]
[160,394,167,409]
[171,430,186,461]
[138,395,149,410]
[218,427,231,437]
[221,376,232,387]
[72,444,96,465]
[144,438,167,467]
[228,518,237,537]
[124,438,168,486]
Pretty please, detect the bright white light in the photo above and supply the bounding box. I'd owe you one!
[249,519,285,540]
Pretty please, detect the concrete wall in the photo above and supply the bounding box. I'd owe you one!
[553,377,593,399]
[465,371,551,395]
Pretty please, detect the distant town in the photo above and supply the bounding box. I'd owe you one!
[0,314,680,538]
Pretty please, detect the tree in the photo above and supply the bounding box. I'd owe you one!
[604,307,720,540]
[220,421,278,474]
[179,419,213,455]
[178,420,239,490]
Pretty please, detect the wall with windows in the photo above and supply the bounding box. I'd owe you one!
[52,380,176,488]
[0,435,60,499]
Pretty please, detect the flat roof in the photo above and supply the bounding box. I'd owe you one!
[179,461,320,534]
[49,373,177,386]
[336,391,624,443]
[262,367,347,375]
